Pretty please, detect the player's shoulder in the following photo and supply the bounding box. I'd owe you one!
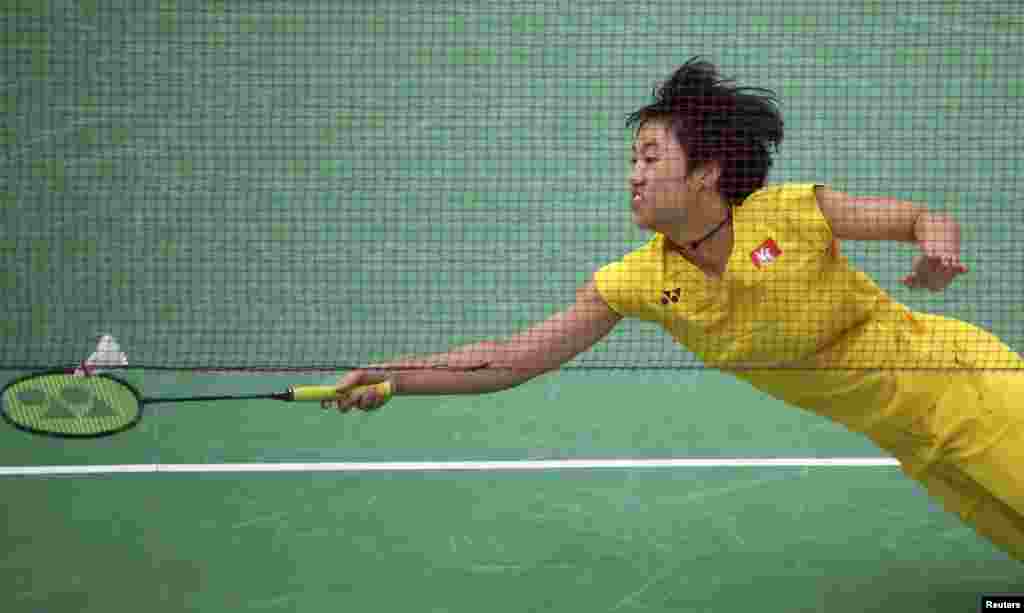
[737,183,828,229]
[609,233,663,263]
[739,183,821,208]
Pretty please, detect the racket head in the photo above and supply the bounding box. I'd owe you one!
[1,370,143,438]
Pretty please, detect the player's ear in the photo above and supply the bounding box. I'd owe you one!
[701,161,722,191]
[688,160,722,192]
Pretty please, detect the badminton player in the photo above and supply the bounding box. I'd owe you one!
[326,57,1024,562]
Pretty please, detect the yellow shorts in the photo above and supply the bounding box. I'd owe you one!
[877,317,1024,561]
[744,308,1024,560]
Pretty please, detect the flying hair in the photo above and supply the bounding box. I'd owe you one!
[626,56,785,205]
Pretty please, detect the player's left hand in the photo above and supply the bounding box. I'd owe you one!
[900,251,968,292]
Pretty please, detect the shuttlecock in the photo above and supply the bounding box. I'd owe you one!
[74,334,129,376]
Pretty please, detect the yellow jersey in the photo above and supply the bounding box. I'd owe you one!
[594,183,1022,447]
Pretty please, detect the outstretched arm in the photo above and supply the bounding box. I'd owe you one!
[325,278,622,410]
[814,185,968,291]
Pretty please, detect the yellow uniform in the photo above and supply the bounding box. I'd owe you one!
[595,183,1024,560]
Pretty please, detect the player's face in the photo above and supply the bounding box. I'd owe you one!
[628,120,702,233]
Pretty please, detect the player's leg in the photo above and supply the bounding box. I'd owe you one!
[902,359,1024,561]
[857,315,1024,559]
[937,366,1024,530]
[909,316,1024,513]
[910,459,1024,562]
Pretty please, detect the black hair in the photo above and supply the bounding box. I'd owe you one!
[626,56,784,206]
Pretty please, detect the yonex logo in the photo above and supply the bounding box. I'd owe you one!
[661,288,681,305]
[15,385,116,419]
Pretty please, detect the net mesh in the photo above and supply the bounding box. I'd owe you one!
[1,1,1023,371]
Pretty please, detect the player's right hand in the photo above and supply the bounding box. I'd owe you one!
[321,370,394,413]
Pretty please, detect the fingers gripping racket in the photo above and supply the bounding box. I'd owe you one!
[0,370,391,438]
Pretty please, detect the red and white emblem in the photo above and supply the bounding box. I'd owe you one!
[751,239,782,268]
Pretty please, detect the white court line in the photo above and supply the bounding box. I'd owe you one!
[0,457,899,476]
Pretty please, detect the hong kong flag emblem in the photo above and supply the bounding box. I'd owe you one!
[751,239,782,268]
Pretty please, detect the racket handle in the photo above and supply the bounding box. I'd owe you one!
[288,385,337,401]
[288,381,393,402]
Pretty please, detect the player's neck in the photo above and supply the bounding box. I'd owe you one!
[666,200,733,278]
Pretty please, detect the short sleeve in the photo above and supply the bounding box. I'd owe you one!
[593,237,663,319]
[786,183,833,250]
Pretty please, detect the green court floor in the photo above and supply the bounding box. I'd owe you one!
[2,369,1021,612]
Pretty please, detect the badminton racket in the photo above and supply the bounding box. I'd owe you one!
[0,369,389,438]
